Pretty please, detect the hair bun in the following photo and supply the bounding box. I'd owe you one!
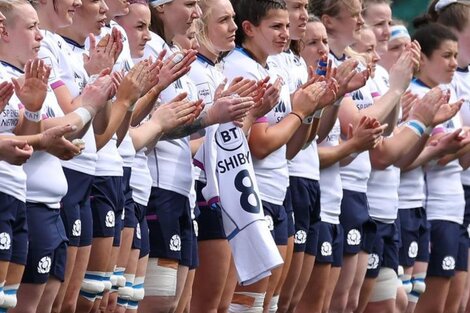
[413,14,433,29]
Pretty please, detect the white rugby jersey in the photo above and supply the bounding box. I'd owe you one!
[329,52,375,192]
[130,147,152,206]
[269,50,320,181]
[222,47,290,205]
[367,67,401,223]
[398,80,429,209]
[318,118,342,224]
[87,21,136,168]
[139,31,197,197]
[452,67,470,186]
[188,53,225,183]
[0,63,27,201]
[39,30,97,176]
[339,78,378,192]
[63,36,123,177]
[3,62,67,208]
[424,80,464,224]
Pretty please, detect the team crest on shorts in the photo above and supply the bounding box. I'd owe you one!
[0,232,11,250]
[321,242,332,256]
[408,241,418,258]
[37,256,52,274]
[265,215,274,231]
[105,211,115,228]
[347,229,361,246]
[169,234,181,252]
[367,253,379,270]
[294,230,307,244]
[72,219,82,237]
[442,256,456,271]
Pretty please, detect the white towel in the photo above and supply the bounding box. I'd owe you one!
[194,123,283,285]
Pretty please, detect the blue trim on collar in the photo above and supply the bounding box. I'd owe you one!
[196,53,216,67]
[61,36,85,49]
[0,60,24,74]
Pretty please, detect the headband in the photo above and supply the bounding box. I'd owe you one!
[149,0,173,7]
[435,0,458,12]
[389,25,410,42]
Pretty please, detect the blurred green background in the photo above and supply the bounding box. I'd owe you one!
[391,0,430,28]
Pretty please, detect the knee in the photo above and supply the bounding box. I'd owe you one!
[395,288,408,313]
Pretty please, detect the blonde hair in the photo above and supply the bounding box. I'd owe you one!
[0,0,31,26]
[195,0,218,56]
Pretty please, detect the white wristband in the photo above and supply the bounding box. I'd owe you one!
[74,107,92,125]
[24,109,42,122]
[333,96,344,107]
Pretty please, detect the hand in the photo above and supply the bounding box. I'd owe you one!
[388,50,414,93]
[292,81,327,118]
[0,139,33,165]
[81,73,114,116]
[141,56,163,94]
[151,93,203,132]
[155,50,197,91]
[434,129,470,155]
[38,124,83,160]
[408,40,421,74]
[0,81,14,112]
[83,28,123,76]
[348,116,387,152]
[260,77,282,111]
[12,58,51,112]
[217,77,258,100]
[400,91,418,122]
[408,87,443,126]
[115,61,148,106]
[335,59,367,96]
[432,95,463,126]
[206,95,254,125]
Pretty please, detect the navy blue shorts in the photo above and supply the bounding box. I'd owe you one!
[284,186,295,237]
[456,224,469,272]
[90,175,122,239]
[427,220,462,277]
[463,185,470,246]
[138,204,150,259]
[121,167,136,229]
[147,188,194,267]
[23,203,68,284]
[61,167,94,247]
[398,208,430,267]
[0,193,28,265]
[132,201,146,250]
[195,181,226,241]
[315,222,344,267]
[340,189,377,254]
[289,177,321,255]
[366,221,400,278]
[262,200,288,246]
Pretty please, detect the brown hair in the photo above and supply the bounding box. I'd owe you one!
[415,0,470,32]
[308,0,357,18]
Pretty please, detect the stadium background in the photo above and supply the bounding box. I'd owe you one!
[392,0,429,28]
